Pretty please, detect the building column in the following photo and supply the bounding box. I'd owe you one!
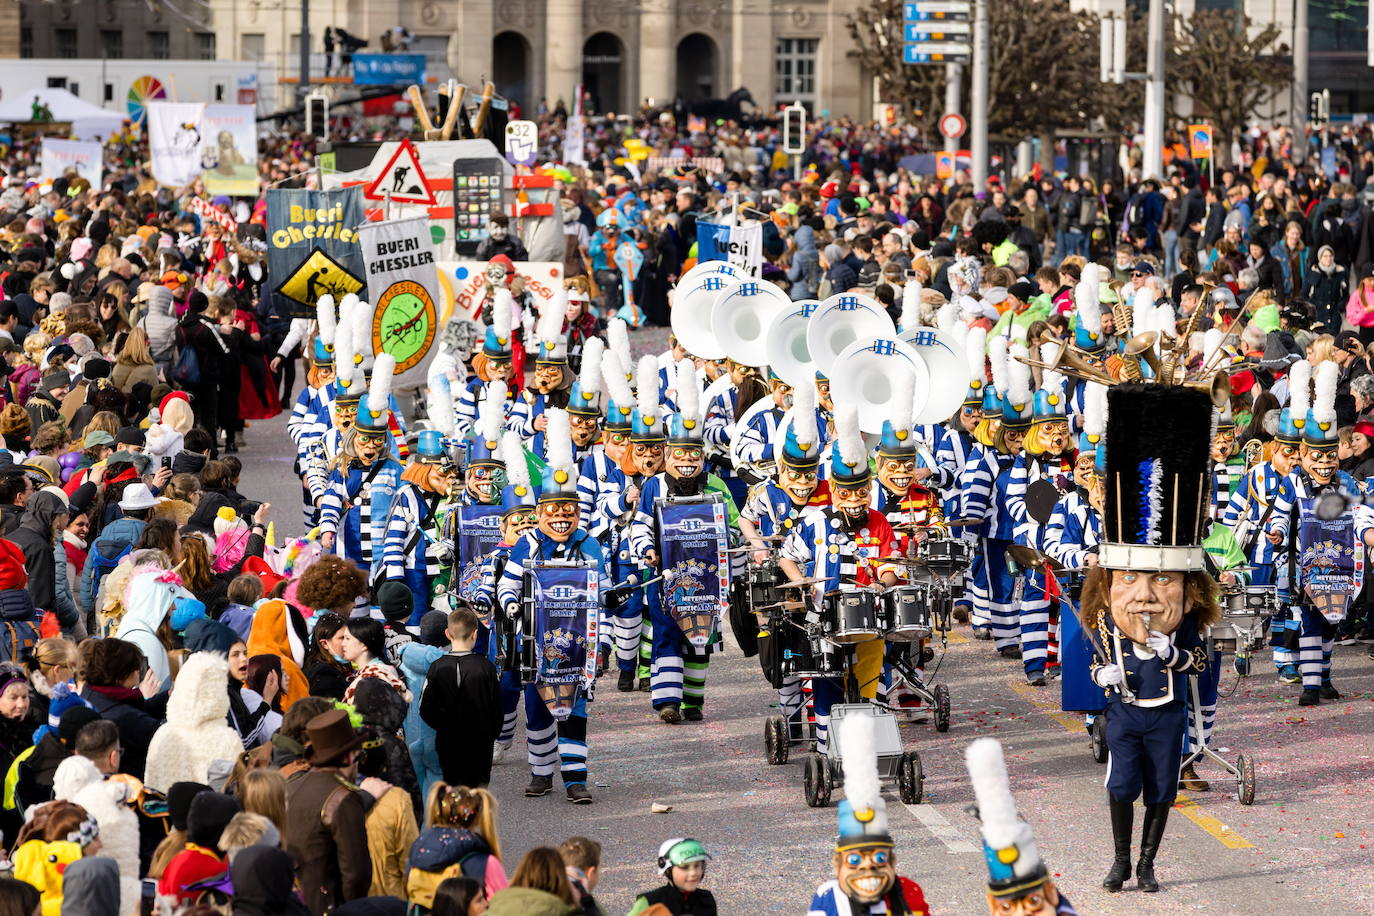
[638,0,673,108]
[545,0,584,111]
[730,0,773,106]
[453,0,494,87]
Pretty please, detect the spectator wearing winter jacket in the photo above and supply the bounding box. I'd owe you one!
[820,244,857,295]
[78,483,155,616]
[10,491,67,618]
[785,224,821,301]
[136,283,179,381]
[1304,245,1349,333]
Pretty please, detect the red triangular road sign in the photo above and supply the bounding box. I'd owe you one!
[363,138,437,206]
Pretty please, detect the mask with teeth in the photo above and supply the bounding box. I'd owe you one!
[632,443,664,478]
[877,457,917,496]
[538,500,579,541]
[666,445,704,481]
[353,431,388,466]
[833,845,896,907]
[466,465,504,504]
[501,509,537,544]
[833,483,871,524]
[777,465,818,506]
[1072,452,1096,490]
[1301,444,1338,486]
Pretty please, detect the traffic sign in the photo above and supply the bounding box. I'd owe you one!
[903,44,971,64]
[903,1,971,20]
[938,113,967,139]
[904,24,969,41]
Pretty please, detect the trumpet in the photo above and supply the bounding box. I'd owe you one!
[1184,369,1231,408]
[1123,332,1163,380]
[1016,335,1119,387]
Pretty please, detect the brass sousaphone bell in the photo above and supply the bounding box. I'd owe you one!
[1016,333,1118,387]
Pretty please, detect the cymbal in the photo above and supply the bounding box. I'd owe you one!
[876,556,928,566]
[783,576,829,588]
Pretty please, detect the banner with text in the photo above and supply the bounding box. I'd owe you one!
[353,54,427,85]
[695,220,762,278]
[266,187,367,319]
[40,139,102,186]
[358,216,441,388]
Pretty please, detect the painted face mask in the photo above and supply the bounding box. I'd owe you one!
[1109,569,1186,645]
[1028,419,1071,457]
[485,263,507,285]
[816,380,834,413]
[666,445,705,480]
[1271,442,1298,477]
[501,509,537,543]
[533,364,565,394]
[466,465,503,503]
[605,430,630,465]
[1211,429,1237,463]
[632,443,665,478]
[538,500,579,541]
[729,360,759,387]
[777,465,818,505]
[354,431,388,465]
[877,457,918,495]
[485,360,514,382]
[334,403,358,430]
[1073,452,1096,490]
[1001,428,1026,457]
[771,380,794,410]
[960,405,982,434]
[833,845,896,906]
[985,881,1063,916]
[570,415,599,447]
[1301,444,1338,486]
[833,482,872,522]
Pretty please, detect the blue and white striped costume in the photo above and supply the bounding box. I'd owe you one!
[288,383,334,450]
[454,378,516,439]
[1043,490,1105,716]
[380,481,443,623]
[735,405,786,469]
[509,389,565,456]
[1007,454,1075,676]
[577,448,642,671]
[317,458,402,578]
[1220,461,1283,584]
[704,387,750,506]
[495,528,607,787]
[959,446,1019,649]
[469,539,526,753]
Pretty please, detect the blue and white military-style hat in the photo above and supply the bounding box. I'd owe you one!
[568,338,604,419]
[630,355,666,444]
[468,380,507,469]
[499,431,537,516]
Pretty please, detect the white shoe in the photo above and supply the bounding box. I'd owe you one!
[492,741,513,764]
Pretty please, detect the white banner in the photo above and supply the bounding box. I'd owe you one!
[727,222,763,278]
[147,102,208,188]
[201,104,259,197]
[358,216,441,389]
[564,115,587,166]
[40,139,102,187]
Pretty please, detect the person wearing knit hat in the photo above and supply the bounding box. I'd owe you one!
[493,408,608,804]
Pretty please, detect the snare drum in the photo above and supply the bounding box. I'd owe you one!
[1209,622,1240,655]
[1223,585,1277,618]
[821,591,882,644]
[747,561,786,616]
[920,537,973,576]
[882,585,932,641]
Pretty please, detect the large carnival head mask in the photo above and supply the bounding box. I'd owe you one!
[984,883,1061,916]
[537,499,579,542]
[501,507,537,543]
[1211,427,1237,464]
[632,442,664,478]
[876,456,917,495]
[1027,418,1071,458]
[770,376,794,410]
[816,378,834,413]
[605,427,631,466]
[569,413,600,447]
[533,363,568,395]
[665,443,704,480]
[960,403,982,434]
[833,844,896,907]
[1072,451,1096,490]
[832,480,872,524]
[1108,568,1186,644]
[999,427,1026,457]
[334,401,358,430]
[485,260,509,286]
[777,464,818,506]
[353,428,388,466]
[483,357,514,383]
[1087,473,1106,514]
[1269,440,1299,477]
[728,359,759,387]
[1300,442,1338,486]
[465,464,503,504]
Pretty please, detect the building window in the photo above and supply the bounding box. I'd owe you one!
[241,33,265,61]
[56,28,78,59]
[19,28,31,58]
[195,32,216,60]
[100,30,123,59]
[148,32,169,60]
[775,38,818,106]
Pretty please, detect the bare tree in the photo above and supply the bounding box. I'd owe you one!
[844,0,947,121]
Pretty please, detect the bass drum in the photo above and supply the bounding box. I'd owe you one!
[821,591,882,644]
[883,585,932,641]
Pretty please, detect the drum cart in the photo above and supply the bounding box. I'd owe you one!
[802,702,924,807]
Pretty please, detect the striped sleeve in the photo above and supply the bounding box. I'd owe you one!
[703,393,733,449]
[316,470,346,537]
[380,486,419,580]
[959,451,994,521]
[496,537,530,614]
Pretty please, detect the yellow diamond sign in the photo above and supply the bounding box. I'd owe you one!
[274,246,365,309]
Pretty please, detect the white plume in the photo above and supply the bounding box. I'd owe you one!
[545,408,574,476]
[353,303,374,361]
[1153,303,1177,340]
[950,319,969,351]
[902,280,925,332]
[935,298,957,335]
[1075,265,1101,334]
[1130,287,1155,338]
[1007,343,1032,407]
[837,713,881,828]
[791,379,818,448]
[608,318,632,379]
[578,336,604,398]
[966,326,988,384]
[636,355,660,420]
[836,404,864,468]
[891,369,915,434]
[369,353,395,415]
[1084,382,1108,438]
[602,350,634,410]
[1202,328,1224,369]
[502,430,530,490]
[1039,342,1064,398]
[339,292,359,319]
[316,294,336,348]
[538,287,565,347]
[493,288,513,340]
[1289,359,1312,417]
[1314,360,1339,423]
[989,334,1010,394]
[676,359,701,424]
[428,374,455,436]
[965,738,1040,858]
[333,296,357,387]
[521,308,536,344]
[478,379,506,445]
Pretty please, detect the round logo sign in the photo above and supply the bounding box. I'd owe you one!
[938,113,967,140]
[372,279,437,374]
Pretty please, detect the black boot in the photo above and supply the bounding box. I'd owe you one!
[1136,802,1171,892]
[1102,797,1133,892]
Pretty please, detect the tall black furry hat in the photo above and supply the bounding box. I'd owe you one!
[1099,383,1212,572]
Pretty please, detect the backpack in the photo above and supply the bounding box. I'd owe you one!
[172,345,201,386]
[89,539,134,604]
[1126,196,1146,230]
[0,588,39,663]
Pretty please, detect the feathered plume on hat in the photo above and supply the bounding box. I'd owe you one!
[353,301,374,366]
[568,337,604,417]
[1289,359,1312,427]
[631,354,665,443]
[935,298,957,336]
[878,370,916,457]
[482,289,514,361]
[608,318,633,383]
[1074,265,1103,352]
[1202,327,1224,371]
[963,326,988,407]
[536,289,570,367]
[830,404,870,485]
[1080,381,1108,454]
[901,279,925,333]
[602,349,635,430]
[355,353,395,435]
[316,294,337,351]
[469,379,507,468]
[984,334,1009,418]
[965,738,1050,900]
[1306,359,1340,450]
[782,380,821,469]
[1130,287,1155,339]
[500,430,537,515]
[427,373,455,437]
[1153,302,1177,340]
[1002,343,1034,431]
[333,294,362,403]
[1032,341,1067,421]
[834,713,891,850]
[539,408,579,503]
[668,359,704,444]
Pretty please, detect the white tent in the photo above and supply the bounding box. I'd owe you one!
[0,88,126,141]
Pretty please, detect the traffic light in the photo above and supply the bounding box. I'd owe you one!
[1309,90,1329,127]
[306,93,329,140]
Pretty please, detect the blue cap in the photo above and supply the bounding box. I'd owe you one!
[1074,321,1105,353]
[1275,407,1302,445]
[980,385,1002,419]
[631,407,666,444]
[482,325,513,362]
[1001,391,1034,431]
[1303,408,1338,450]
[416,429,445,464]
[500,478,537,516]
[355,392,389,435]
[1031,386,1066,422]
[830,444,871,486]
[667,411,704,444]
[311,338,334,367]
[878,420,916,458]
[467,431,504,469]
[605,396,634,430]
[1077,429,1102,456]
[333,375,362,405]
[781,421,821,470]
[568,380,602,418]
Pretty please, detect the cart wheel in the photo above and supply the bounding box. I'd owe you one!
[821,758,836,803]
[1236,753,1256,806]
[1091,716,1108,765]
[803,753,829,807]
[897,751,924,805]
[933,684,951,733]
[765,716,789,766]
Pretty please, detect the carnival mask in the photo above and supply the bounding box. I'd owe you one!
[485,263,508,285]
[485,360,514,383]
[877,457,917,495]
[816,379,834,413]
[667,445,705,480]
[960,405,982,434]
[570,415,599,447]
[975,416,1000,449]
[632,442,665,477]
[1028,419,1071,457]
[986,881,1061,916]
[1087,474,1106,514]
[771,380,795,410]
[1001,428,1026,456]
[1301,444,1338,486]
[316,367,336,386]
[466,465,503,503]
[538,500,579,541]
[728,359,759,387]
[533,364,566,394]
[833,845,896,906]
[354,431,388,465]
[605,429,630,464]
[1073,452,1096,490]
[501,509,537,543]
[704,359,725,381]
[777,465,818,505]
[833,482,871,522]
[1270,442,1298,477]
[1109,569,1185,645]
[334,403,358,430]
[1211,429,1237,463]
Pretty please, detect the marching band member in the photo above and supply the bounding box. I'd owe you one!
[317,355,403,579]
[631,360,733,723]
[1208,400,1241,521]
[510,293,574,456]
[779,405,900,754]
[459,382,508,509]
[734,369,795,477]
[446,384,509,616]
[381,429,456,622]
[1087,383,1216,894]
[704,357,767,507]
[1265,361,1374,706]
[1006,350,1075,685]
[454,289,518,438]
[496,409,607,804]
[288,295,338,523]
[301,295,365,514]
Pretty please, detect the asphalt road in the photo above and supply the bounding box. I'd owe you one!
[239,330,1374,916]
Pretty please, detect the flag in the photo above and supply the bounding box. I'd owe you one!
[1188,124,1213,159]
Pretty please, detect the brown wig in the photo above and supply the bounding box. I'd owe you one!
[508,847,577,906]
[1078,565,1222,638]
[296,555,368,613]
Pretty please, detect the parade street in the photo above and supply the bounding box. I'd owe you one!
[241,328,1374,916]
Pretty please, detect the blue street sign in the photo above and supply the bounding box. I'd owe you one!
[903,43,971,64]
[903,1,971,20]
[904,24,970,41]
